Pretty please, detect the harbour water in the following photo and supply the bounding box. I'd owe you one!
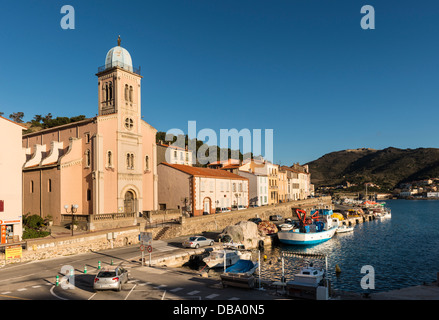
[260,199,439,293]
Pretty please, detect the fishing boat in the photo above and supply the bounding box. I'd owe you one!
[278,209,338,246]
[220,259,259,288]
[336,224,354,233]
[203,249,251,268]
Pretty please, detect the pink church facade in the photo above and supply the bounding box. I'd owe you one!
[22,40,158,229]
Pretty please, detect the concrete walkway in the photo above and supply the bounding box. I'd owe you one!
[370,282,439,300]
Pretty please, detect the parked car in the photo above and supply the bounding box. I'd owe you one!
[248,217,262,224]
[182,236,214,248]
[222,207,231,212]
[93,266,129,292]
[216,207,231,213]
[237,205,246,210]
[269,214,283,221]
[231,205,238,211]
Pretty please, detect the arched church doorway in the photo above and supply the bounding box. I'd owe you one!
[124,190,136,214]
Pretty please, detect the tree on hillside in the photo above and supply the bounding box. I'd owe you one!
[27,113,87,129]
[9,112,24,123]
[155,131,250,167]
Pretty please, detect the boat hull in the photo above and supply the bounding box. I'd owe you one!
[336,226,354,234]
[221,260,258,289]
[278,227,337,245]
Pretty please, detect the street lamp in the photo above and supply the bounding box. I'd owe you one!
[64,204,79,236]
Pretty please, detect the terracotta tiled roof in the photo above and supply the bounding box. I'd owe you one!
[220,164,240,170]
[161,163,248,180]
[280,165,310,175]
[207,159,241,167]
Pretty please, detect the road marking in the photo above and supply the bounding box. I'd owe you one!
[155,246,175,252]
[154,284,167,289]
[169,287,183,292]
[1,292,11,295]
[49,286,68,300]
[228,297,240,300]
[88,292,97,300]
[17,288,27,292]
[32,285,41,288]
[0,294,30,300]
[124,284,137,300]
[206,293,219,299]
[187,290,200,295]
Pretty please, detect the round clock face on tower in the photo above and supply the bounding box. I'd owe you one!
[124,117,134,130]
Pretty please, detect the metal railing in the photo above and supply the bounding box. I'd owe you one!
[97,62,141,75]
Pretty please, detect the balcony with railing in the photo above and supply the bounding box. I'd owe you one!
[97,61,141,75]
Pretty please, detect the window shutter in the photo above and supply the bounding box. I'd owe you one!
[0,200,4,212]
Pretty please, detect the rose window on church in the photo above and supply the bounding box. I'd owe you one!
[125,118,134,130]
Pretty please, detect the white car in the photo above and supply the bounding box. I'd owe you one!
[93,266,129,292]
[182,236,214,248]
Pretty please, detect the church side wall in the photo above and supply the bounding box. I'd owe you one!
[141,122,157,212]
[78,122,97,215]
[97,115,118,214]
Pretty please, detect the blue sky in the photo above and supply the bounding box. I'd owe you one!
[1,0,438,165]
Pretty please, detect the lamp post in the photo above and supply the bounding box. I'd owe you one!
[64,204,79,236]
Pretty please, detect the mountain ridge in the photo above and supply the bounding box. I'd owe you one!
[305,147,439,189]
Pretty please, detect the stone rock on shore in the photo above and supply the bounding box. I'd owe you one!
[257,221,278,235]
[219,221,264,249]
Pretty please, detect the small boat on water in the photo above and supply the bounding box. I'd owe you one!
[278,209,338,246]
[220,259,259,288]
[288,263,325,286]
[377,210,391,219]
[203,249,251,268]
[336,224,354,233]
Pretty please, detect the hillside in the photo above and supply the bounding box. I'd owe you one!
[306,147,439,189]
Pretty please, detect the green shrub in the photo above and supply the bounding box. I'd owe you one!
[22,214,51,239]
[23,214,45,229]
[22,227,50,240]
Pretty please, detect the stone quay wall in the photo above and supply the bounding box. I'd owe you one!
[180,196,332,236]
[0,226,141,265]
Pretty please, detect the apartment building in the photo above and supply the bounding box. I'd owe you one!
[0,116,27,243]
[157,163,249,216]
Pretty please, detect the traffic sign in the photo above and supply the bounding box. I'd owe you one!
[140,244,145,252]
[139,232,152,245]
[147,245,152,253]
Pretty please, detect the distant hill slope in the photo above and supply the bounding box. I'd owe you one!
[306,147,439,188]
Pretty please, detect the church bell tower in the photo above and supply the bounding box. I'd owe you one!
[95,36,147,216]
[96,35,142,132]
